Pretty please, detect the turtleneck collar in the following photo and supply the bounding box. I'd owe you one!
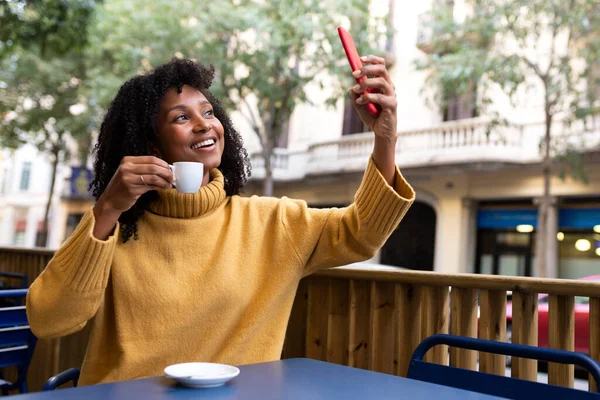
[148,168,227,218]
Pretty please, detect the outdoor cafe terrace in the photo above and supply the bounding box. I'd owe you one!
[0,245,599,394]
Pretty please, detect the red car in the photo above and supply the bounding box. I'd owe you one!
[506,274,600,354]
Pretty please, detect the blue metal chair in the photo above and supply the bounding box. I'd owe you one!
[0,273,28,308]
[0,273,28,290]
[42,368,80,391]
[0,289,37,395]
[408,334,600,399]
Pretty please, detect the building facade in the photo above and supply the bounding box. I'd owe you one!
[240,0,600,278]
[2,1,598,279]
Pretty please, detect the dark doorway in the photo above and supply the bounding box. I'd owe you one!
[380,201,436,270]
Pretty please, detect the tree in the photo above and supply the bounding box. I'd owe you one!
[87,0,384,196]
[416,0,600,277]
[0,0,99,247]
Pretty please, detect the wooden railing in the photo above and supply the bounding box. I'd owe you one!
[0,246,90,393]
[1,246,600,393]
[282,266,600,392]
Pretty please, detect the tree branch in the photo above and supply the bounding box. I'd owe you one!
[523,56,545,80]
[241,96,265,147]
[545,4,560,77]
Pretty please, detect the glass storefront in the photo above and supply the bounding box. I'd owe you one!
[475,202,600,278]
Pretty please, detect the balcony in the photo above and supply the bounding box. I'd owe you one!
[416,13,440,54]
[250,118,600,181]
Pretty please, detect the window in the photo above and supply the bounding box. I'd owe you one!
[13,208,27,246]
[19,162,32,191]
[64,213,85,241]
[275,118,290,149]
[443,82,477,121]
[13,231,26,246]
[342,100,367,136]
[558,231,599,279]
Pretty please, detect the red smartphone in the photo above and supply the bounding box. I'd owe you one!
[337,26,380,118]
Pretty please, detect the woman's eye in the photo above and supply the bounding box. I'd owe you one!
[173,114,187,122]
[204,109,214,117]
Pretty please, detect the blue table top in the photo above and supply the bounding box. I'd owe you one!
[14,358,505,399]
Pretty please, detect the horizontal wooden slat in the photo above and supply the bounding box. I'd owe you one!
[315,267,600,297]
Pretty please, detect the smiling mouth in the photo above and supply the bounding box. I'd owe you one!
[191,138,216,150]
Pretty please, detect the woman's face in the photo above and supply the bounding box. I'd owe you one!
[155,85,225,176]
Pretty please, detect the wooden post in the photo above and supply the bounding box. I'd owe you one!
[395,283,422,377]
[348,280,371,370]
[369,281,396,374]
[511,291,538,381]
[282,279,308,359]
[421,286,449,365]
[548,295,575,388]
[479,289,507,375]
[589,297,600,392]
[449,287,478,370]
[306,278,330,361]
[327,279,349,365]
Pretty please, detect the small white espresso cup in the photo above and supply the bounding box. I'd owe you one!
[169,162,204,194]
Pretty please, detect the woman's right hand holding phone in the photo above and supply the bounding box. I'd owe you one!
[92,156,173,240]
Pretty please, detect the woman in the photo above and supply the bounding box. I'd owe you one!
[26,57,414,385]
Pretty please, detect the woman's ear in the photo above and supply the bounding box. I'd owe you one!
[148,142,162,158]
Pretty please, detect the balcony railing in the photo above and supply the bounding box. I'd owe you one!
[1,246,600,393]
[249,117,600,181]
[251,118,600,180]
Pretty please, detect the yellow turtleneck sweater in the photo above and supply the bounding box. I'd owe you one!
[26,157,414,386]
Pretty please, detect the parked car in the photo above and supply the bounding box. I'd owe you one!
[506,274,600,354]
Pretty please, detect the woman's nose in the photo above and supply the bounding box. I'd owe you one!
[193,117,212,133]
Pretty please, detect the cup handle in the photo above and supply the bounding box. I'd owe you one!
[169,165,176,188]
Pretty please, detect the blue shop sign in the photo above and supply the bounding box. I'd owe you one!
[70,167,93,197]
[478,208,600,229]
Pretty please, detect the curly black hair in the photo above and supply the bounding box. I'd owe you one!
[90,59,251,243]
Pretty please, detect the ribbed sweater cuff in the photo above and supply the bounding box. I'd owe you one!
[354,156,415,234]
[51,209,118,292]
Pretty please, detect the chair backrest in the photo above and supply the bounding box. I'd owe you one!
[0,273,28,290]
[0,289,37,390]
[408,334,600,400]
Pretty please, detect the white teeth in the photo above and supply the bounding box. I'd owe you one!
[191,139,215,149]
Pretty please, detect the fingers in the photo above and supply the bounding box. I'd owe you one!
[357,91,397,111]
[134,173,173,190]
[348,90,375,129]
[353,62,392,87]
[120,157,174,184]
[129,164,174,183]
[122,156,171,171]
[352,77,394,96]
[350,55,396,113]
[360,54,386,65]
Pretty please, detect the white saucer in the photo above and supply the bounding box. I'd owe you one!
[164,362,240,388]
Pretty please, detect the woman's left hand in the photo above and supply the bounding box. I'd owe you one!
[349,55,397,141]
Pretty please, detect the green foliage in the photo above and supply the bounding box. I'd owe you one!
[416,0,600,180]
[0,0,98,59]
[0,1,98,157]
[86,0,383,149]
